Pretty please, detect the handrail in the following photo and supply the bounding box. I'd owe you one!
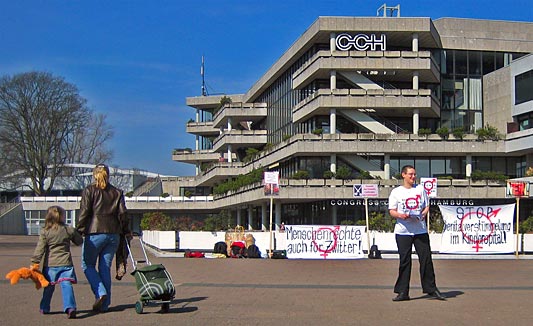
[19,196,214,203]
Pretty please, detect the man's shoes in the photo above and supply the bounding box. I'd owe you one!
[93,295,107,312]
[428,289,447,301]
[66,308,76,319]
[392,292,410,302]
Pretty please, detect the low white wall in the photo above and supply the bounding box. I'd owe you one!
[142,230,176,250]
[145,231,533,254]
[178,231,273,254]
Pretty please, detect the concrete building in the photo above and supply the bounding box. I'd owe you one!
[172,15,533,230]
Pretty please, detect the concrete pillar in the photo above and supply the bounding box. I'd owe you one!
[227,117,232,131]
[195,163,200,176]
[384,154,391,179]
[412,33,419,52]
[261,202,268,231]
[466,154,472,178]
[330,108,336,134]
[413,109,419,135]
[236,208,242,226]
[330,154,337,173]
[413,71,419,90]
[227,144,232,163]
[195,135,199,151]
[330,70,336,90]
[195,109,199,122]
[331,205,338,225]
[330,32,336,53]
[247,206,253,230]
[275,201,282,231]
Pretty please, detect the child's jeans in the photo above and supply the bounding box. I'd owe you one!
[40,266,77,313]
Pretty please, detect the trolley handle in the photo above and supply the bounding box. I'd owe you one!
[125,232,152,270]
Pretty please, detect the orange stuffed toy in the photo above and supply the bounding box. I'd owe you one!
[6,264,49,290]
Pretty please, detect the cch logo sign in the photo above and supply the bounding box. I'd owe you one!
[335,33,387,51]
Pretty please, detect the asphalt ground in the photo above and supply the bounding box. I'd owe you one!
[1,235,533,326]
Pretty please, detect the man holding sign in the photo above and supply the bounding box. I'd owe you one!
[388,165,445,302]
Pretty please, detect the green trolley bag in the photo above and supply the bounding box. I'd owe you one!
[131,264,176,301]
[127,234,176,314]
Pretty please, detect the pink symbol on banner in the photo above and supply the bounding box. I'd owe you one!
[423,179,435,196]
[459,208,501,252]
[312,226,339,259]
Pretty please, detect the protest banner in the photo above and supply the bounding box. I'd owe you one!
[283,225,366,259]
[439,204,515,254]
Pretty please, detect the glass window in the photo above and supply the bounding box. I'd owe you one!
[473,157,491,171]
[495,52,504,70]
[444,50,453,75]
[431,159,445,177]
[482,52,495,74]
[469,51,482,76]
[515,70,533,105]
[492,157,506,174]
[455,51,468,75]
[505,157,524,178]
[446,157,463,177]
[415,159,430,178]
[399,159,415,171]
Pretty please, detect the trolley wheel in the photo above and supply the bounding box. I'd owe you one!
[161,302,170,313]
[135,301,143,314]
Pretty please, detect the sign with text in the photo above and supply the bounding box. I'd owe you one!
[335,33,387,51]
[283,225,366,259]
[353,184,379,198]
[263,171,279,196]
[439,204,515,254]
[506,181,530,197]
[420,178,437,197]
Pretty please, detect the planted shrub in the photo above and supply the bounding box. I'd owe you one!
[476,125,502,140]
[471,170,507,182]
[452,127,465,140]
[436,127,449,138]
[418,128,431,136]
[336,166,352,179]
[312,128,323,135]
[291,170,310,179]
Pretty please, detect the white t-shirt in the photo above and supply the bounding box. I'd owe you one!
[388,185,429,235]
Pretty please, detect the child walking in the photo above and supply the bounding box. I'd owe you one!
[31,205,83,319]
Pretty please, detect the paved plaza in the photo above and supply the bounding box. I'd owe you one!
[1,235,532,325]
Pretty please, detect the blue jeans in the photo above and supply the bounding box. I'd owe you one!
[81,233,119,311]
[40,266,77,313]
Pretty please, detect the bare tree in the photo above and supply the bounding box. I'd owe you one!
[0,71,113,195]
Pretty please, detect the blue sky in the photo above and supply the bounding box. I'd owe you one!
[1,0,531,176]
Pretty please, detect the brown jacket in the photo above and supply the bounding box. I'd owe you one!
[31,225,83,267]
[77,184,130,235]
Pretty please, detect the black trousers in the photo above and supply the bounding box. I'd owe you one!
[394,233,437,294]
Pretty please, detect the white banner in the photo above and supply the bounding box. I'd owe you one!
[283,225,366,259]
[439,204,515,254]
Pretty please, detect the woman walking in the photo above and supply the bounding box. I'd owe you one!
[77,164,130,312]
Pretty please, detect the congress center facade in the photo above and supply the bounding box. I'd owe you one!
[172,15,533,230]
